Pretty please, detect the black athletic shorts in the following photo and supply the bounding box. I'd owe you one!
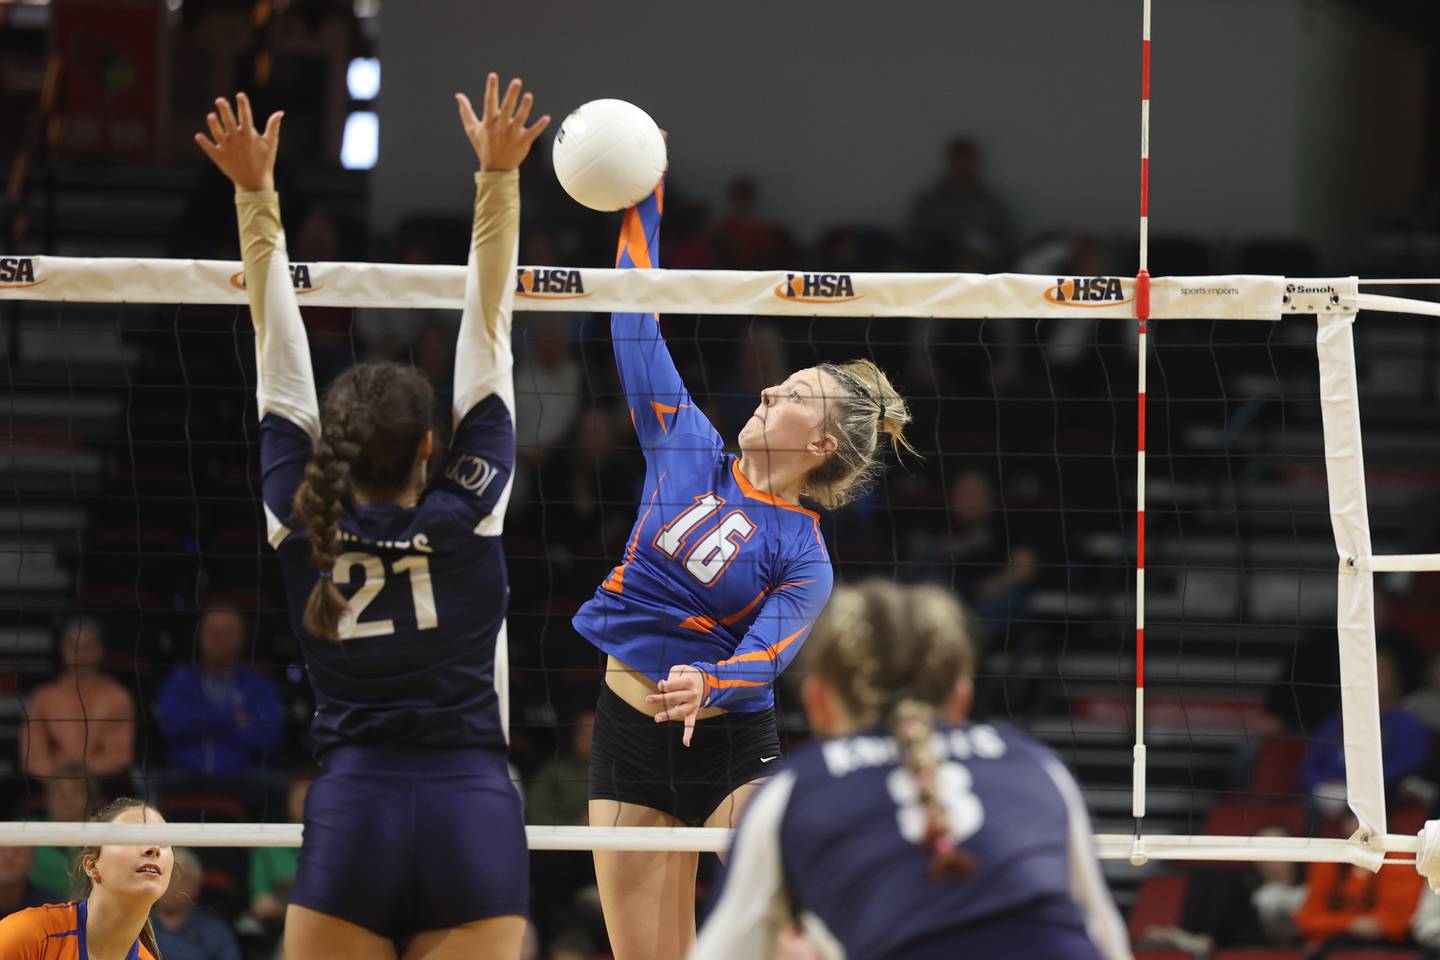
[588,682,782,827]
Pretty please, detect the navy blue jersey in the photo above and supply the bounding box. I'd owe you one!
[691,723,1129,960]
[262,398,513,753]
[238,172,520,757]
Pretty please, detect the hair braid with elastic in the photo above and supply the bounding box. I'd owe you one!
[290,362,436,641]
[807,581,977,880]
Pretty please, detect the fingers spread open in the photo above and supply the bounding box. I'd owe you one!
[499,77,521,120]
[236,92,254,130]
[215,97,238,135]
[483,72,500,121]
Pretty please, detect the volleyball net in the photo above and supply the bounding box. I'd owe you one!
[3,256,1440,882]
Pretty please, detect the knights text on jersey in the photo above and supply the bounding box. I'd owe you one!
[767,725,1098,958]
[261,398,514,754]
[571,185,832,713]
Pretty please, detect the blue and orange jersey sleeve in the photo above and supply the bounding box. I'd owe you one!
[0,902,90,960]
[611,185,723,461]
[689,522,833,710]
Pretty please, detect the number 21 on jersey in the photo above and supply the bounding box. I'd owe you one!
[653,494,755,586]
[333,552,438,639]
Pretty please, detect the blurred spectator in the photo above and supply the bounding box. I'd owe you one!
[908,137,1015,270]
[153,848,243,960]
[1294,817,1423,956]
[1300,647,1428,813]
[0,847,59,914]
[910,470,1038,639]
[709,178,794,270]
[24,762,99,898]
[713,325,788,442]
[526,709,595,826]
[556,408,641,553]
[1405,653,1440,732]
[156,608,284,804]
[514,316,583,466]
[1137,825,1305,954]
[19,617,135,781]
[249,778,309,932]
[1413,885,1440,958]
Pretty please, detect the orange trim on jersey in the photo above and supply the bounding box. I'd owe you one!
[715,623,812,667]
[679,579,817,634]
[730,459,819,519]
[617,207,653,270]
[603,477,665,594]
[652,400,689,433]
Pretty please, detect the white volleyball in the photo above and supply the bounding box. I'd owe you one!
[552,99,666,212]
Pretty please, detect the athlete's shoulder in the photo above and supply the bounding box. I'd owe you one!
[0,901,79,952]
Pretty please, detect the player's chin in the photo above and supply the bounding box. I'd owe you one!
[738,418,764,451]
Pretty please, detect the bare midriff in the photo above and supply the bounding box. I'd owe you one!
[605,655,726,721]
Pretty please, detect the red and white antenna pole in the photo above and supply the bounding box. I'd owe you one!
[1132,0,1152,865]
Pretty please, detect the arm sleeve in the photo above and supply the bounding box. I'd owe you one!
[453,170,519,424]
[1040,753,1131,960]
[690,532,832,711]
[235,190,320,548]
[689,769,796,960]
[611,186,723,460]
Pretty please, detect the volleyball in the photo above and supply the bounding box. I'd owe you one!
[552,98,667,212]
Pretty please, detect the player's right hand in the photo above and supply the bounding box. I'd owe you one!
[195,93,283,193]
[455,73,550,173]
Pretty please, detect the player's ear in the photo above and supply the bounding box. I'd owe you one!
[943,677,975,725]
[418,430,435,463]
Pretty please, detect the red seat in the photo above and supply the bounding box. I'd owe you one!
[1390,803,1428,837]
[1127,874,1188,943]
[1203,802,1308,837]
[1249,736,1309,797]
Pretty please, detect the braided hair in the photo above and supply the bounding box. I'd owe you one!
[291,362,435,640]
[806,581,977,880]
[805,359,916,510]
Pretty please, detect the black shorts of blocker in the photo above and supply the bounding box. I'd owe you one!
[588,682,782,827]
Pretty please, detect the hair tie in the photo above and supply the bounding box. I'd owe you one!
[318,571,333,579]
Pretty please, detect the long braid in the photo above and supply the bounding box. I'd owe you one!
[290,363,435,641]
[807,581,977,881]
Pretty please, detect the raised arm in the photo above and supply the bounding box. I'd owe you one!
[612,187,723,459]
[451,74,549,422]
[197,94,318,548]
[197,94,319,440]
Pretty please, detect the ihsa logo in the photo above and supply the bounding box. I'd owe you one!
[0,257,43,288]
[1044,277,1133,307]
[515,268,589,299]
[774,273,862,303]
[229,264,321,294]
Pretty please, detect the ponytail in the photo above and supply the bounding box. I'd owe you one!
[141,918,162,959]
[807,582,978,882]
[805,359,916,510]
[890,700,974,881]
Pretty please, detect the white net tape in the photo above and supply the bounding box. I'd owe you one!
[5,257,1440,873]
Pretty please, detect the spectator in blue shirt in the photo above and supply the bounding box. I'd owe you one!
[152,848,241,960]
[157,607,283,815]
[1301,647,1429,814]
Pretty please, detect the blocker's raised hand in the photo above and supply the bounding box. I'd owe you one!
[194,93,283,193]
[456,73,551,172]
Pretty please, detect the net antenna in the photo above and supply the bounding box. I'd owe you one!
[1131,0,1153,867]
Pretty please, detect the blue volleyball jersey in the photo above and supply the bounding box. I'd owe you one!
[691,723,1130,960]
[571,187,833,713]
[240,172,520,755]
